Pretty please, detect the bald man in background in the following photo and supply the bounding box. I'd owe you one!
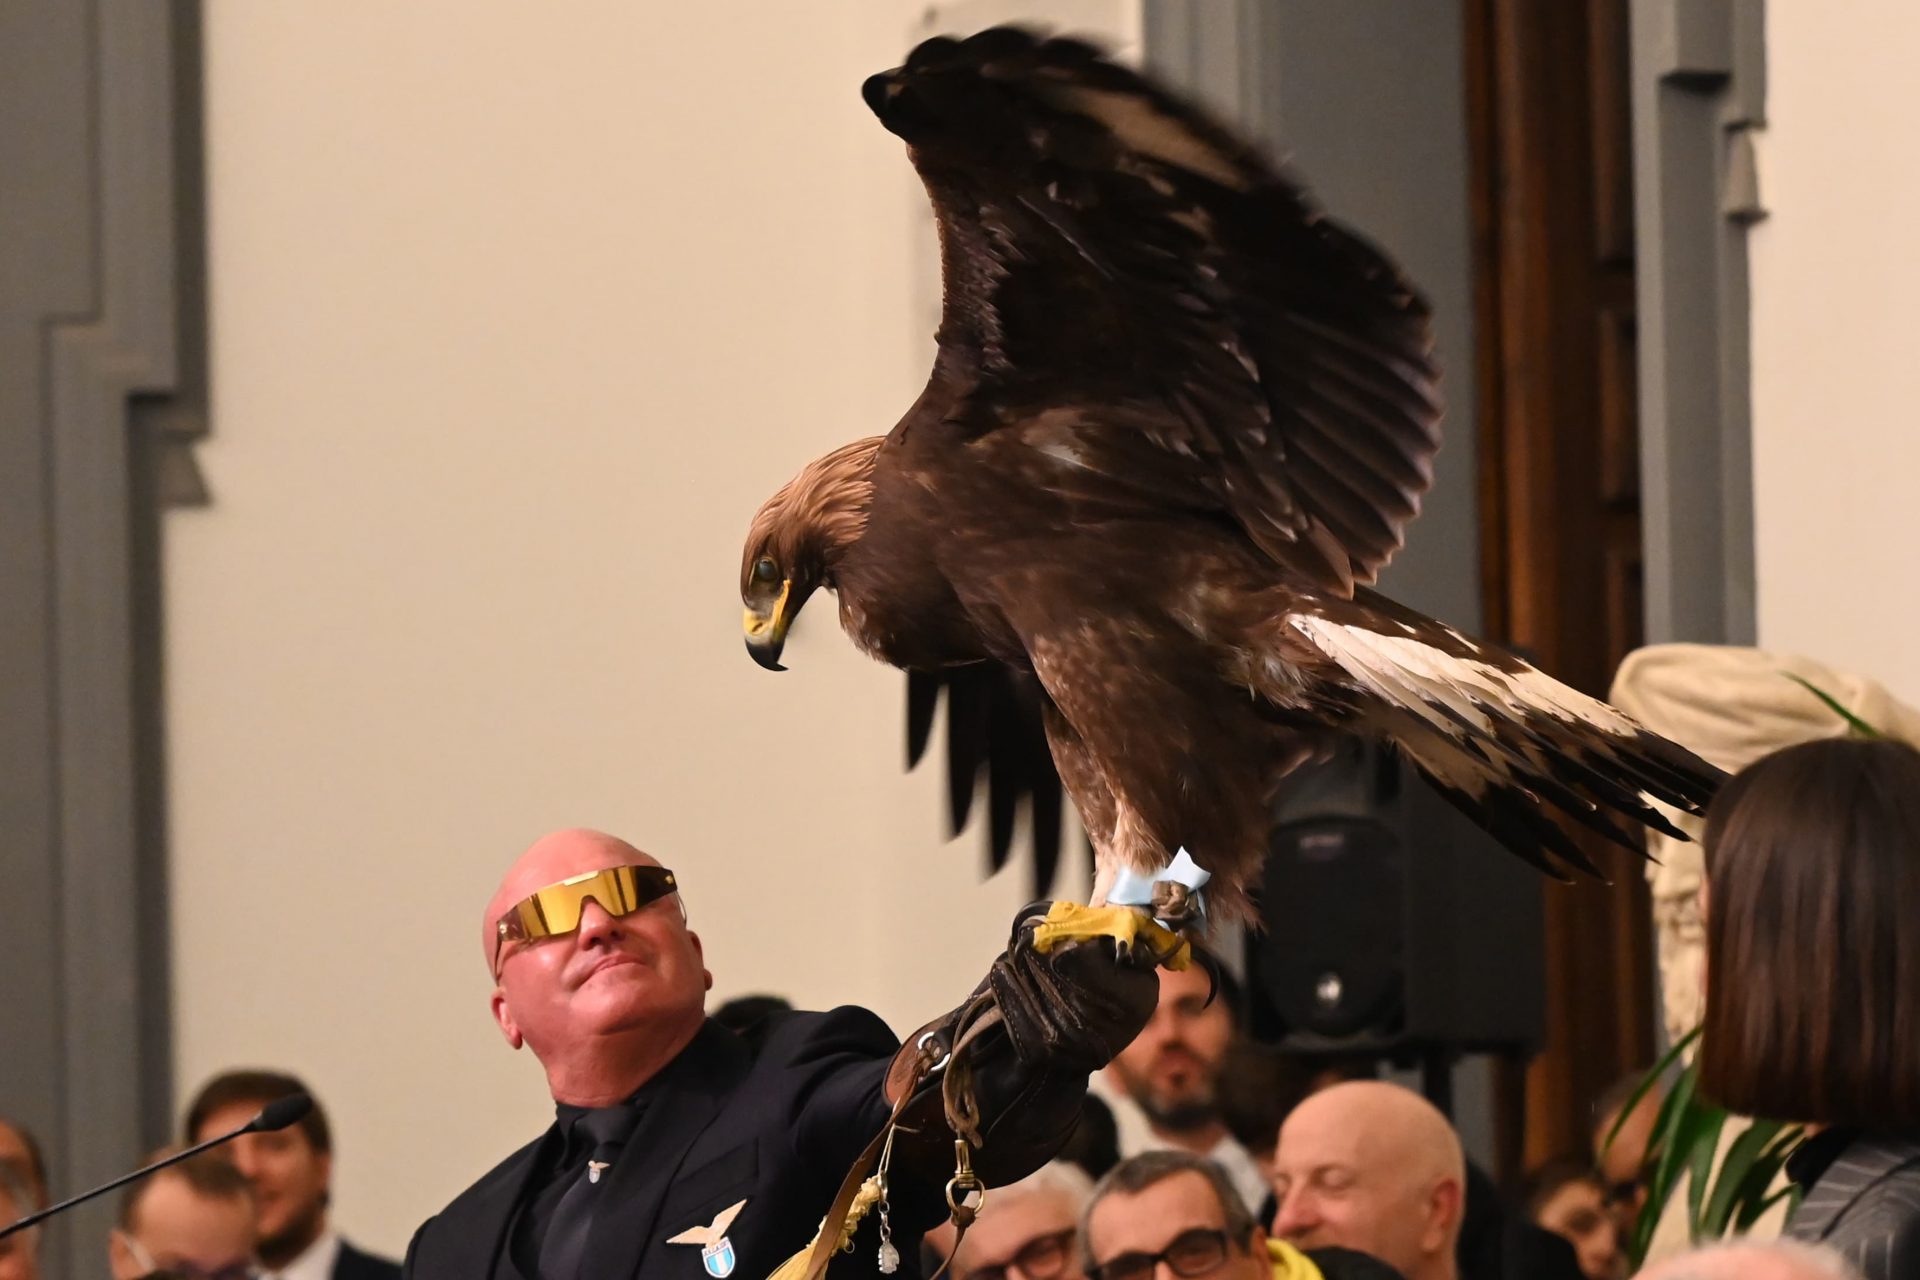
[1270,1082,1465,1280]
[1633,1239,1863,1280]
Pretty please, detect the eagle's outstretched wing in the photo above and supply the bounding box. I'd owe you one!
[866,25,1442,595]
[880,27,1439,878]
[852,28,1718,894]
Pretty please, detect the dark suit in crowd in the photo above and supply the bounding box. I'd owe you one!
[1783,1128,1920,1280]
[405,1009,947,1280]
[335,1238,404,1280]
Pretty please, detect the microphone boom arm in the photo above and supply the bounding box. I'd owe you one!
[0,1092,312,1241]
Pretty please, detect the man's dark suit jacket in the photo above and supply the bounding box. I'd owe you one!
[1784,1129,1920,1280]
[405,1007,940,1280]
[336,1237,403,1280]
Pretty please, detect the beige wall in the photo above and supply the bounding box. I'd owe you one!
[1750,2,1920,704]
[173,1,1132,1255]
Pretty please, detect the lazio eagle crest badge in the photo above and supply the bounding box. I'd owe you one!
[667,1198,746,1278]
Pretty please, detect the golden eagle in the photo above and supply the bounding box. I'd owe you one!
[740,28,1719,921]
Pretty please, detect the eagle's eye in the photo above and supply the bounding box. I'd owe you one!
[751,556,781,586]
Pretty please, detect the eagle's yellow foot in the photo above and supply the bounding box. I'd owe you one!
[1028,901,1192,971]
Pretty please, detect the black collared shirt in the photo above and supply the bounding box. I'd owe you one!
[507,1088,654,1277]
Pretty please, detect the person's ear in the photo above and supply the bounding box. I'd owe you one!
[690,930,713,991]
[1247,1224,1270,1258]
[491,986,525,1050]
[107,1229,140,1280]
[1423,1177,1464,1251]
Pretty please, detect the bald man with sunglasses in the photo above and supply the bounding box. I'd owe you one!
[404,828,1159,1280]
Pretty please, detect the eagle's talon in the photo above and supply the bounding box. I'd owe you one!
[1190,943,1223,1006]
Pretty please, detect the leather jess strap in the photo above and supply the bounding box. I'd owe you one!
[778,1058,928,1280]
[777,905,1161,1279]
[784,992,1001,1280]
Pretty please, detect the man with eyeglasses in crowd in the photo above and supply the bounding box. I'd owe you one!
[404,827,1160,1280]
[107,1151,255,1280]
[937,1161,1092,1280]
[1082,1151,1402,1280]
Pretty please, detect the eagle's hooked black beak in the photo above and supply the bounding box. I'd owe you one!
[743,579,793,672]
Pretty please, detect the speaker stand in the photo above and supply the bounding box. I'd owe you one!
[1419,1045,1457,1117]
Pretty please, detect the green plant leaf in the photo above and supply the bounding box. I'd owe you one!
[1738,1176,1804,1231]
[1604,1024,1700,1158]
[1632,1060,1701,1261]
[1663,1091,1725,1245]
[1783,673,1881,737]
[1737,1129,1807,1231]
[1618,1027,1808,1262]
[1684,1103,1728,1236]
[1702,1119,1792,1239]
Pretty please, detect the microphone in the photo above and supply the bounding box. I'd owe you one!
[251,1094,314,1133]
[0,1092,312,1241]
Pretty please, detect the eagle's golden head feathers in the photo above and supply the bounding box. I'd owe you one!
[740,435,883,670]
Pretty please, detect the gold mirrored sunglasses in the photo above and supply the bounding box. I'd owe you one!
[491,864,678,975]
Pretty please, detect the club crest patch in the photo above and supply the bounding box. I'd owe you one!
[666,1198,746,1278]
[700,1238,735,1278]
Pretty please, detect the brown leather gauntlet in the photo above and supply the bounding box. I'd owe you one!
[884,901,1159,1187]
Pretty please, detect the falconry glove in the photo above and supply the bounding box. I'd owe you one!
[774,902,1162,1280]
[888,899,1161,1183]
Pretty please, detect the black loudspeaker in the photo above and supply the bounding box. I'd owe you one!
[1244,737,1545,1058]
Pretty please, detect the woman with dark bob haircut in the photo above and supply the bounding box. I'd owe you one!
[1698,736,1920,1278]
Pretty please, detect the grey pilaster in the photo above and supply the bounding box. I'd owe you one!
[0,1,204,1272]
[1631,0,1764,645]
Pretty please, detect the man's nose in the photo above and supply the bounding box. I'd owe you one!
[1273,1188,1317,1237]
[575,899,622,946]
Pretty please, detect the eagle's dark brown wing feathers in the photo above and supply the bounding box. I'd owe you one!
[867,26,1442,595]
[904,668,941,768]
[905,666,1073,898]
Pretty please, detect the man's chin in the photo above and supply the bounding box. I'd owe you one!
[575,986,704,1038]
[259,1203,327,1263]
[1139,1096,1219,1133]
